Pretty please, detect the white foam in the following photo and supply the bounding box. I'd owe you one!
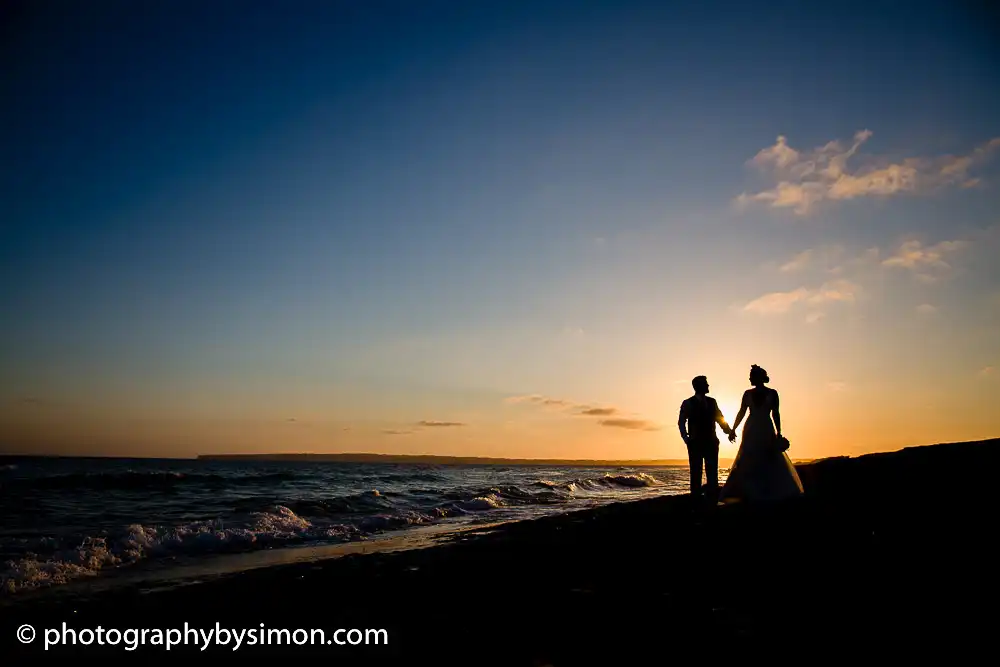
[601,472,661,487]
[0,505,359,594]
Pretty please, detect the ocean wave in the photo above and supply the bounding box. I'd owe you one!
[0,470,300,491]
[534,471,661,492]
[237,489,395,517]
[1,470,671,595]
[1,506,360,594]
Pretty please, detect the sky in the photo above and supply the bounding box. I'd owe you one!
[2,0,999,460]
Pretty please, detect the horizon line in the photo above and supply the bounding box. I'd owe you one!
[3,436,997,465]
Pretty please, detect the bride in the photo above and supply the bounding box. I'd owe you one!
[719,365,804,504]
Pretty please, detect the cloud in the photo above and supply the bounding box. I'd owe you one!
[980,366,995,377]
[503,395,571,408]
[881,239,968,282]
[578,407,619,416]
[506,394,622,416]
[382,430,412,435]
[599,419,661,431]
[417,420,466,427]
[757,230,989,322]
[776,245,859,275]
[15,396,63,409]
[736,132,1000,215]
[827,381,847,392]
[784,233,977,287]
[505,395,658,432]
[743,279,860,315]
[743,288,812,314]
[779,249,814,273]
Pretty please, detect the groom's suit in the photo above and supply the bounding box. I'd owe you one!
[678,394,730,498]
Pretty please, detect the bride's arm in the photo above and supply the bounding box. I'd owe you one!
[731,391,749,431]
[772,390,781,436]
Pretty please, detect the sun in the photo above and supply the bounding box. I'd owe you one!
[717,397,741,445]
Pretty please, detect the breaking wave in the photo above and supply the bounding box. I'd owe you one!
[1,468,675,595]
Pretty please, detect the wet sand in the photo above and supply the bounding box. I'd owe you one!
[4,437,999,664]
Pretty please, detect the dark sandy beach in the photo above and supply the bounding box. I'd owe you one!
[4,438,999,664]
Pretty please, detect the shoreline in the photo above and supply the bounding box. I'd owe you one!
[1,477,685,601]
[0,518,515,607]
[5,437,999,662]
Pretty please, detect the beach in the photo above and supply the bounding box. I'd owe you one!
[4,437,999,663]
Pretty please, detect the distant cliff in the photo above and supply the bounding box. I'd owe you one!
[194,452,714,466]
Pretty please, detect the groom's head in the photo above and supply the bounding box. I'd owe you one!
[692,376,709,395]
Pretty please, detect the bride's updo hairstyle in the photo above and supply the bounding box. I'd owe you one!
[749,364,770,385]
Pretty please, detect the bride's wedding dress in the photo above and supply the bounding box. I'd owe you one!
[719,387,804,503]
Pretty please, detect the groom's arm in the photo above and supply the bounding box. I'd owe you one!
[677,401,690,443]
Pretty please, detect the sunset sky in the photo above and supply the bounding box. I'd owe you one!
[2,0,999,460]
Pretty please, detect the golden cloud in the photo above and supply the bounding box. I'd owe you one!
[599,419,661,431]
[736,132,1000,215]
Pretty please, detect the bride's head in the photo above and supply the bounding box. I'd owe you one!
[749,364,769,386]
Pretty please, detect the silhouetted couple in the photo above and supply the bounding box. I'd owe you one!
[677,365,803,506]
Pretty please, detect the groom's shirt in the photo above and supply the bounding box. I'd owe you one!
[678,395,728,445]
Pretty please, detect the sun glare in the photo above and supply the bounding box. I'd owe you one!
[718,398,740,445]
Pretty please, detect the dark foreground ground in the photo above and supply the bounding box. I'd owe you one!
[4,438,999,664]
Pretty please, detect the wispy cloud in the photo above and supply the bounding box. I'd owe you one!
[881,239,968,282]
[759,230,990,322]
[505,395,659,431]
[506,394,620,416]
[503,395,571,408]
[15,396,63,409]
[980,366,995,377]
[786,232,981,283]
[417,420,466,427]
[779,249,814,273]
[827,381,848,392]
[599,419,660,431]
[736,132,1000,215]
[743,279,860,315]
[578,407,619,416]
[382,430,413,435]
[774,244,859,276]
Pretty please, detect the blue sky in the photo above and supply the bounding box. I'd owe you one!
[2,0,999,458]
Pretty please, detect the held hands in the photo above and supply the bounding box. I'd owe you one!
[727,430,737,443]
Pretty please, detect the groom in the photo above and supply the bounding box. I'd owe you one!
[677,375,736,503]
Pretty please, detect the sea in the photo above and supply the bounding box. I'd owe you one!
[0,457,714,599]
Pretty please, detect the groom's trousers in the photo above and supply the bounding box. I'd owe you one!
[685,439,719,498]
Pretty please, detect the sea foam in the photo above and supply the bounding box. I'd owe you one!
[1,467,677,595]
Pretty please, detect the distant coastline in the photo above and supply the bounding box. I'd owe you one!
[194,452,736,466]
